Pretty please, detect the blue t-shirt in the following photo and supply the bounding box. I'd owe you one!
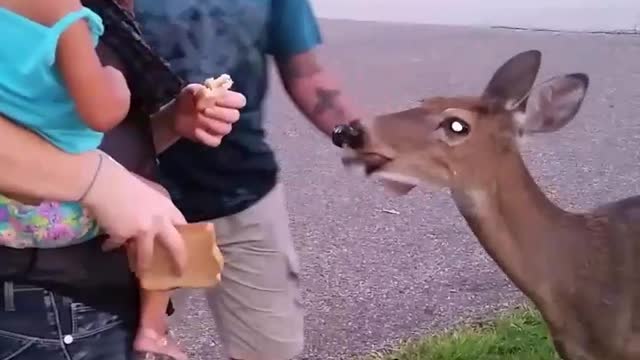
[0,7,105,154]
[135,0,323,221]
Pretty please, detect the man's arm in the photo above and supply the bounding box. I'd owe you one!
[269,0,357,136]
[150,100,180,154]
[276,50,357,136]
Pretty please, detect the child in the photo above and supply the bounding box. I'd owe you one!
[0,0,226,359]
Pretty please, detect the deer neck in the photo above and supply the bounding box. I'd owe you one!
[451,151,569,298]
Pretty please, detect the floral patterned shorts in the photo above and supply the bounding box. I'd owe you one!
[0,194,100,249]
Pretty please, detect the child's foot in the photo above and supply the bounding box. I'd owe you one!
[133,328,188,360]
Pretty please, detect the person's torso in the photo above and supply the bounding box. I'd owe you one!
[0,7,105,153]
[135,0,278,221]
[0,15,160,307]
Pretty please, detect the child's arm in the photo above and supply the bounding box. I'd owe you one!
[54,0,131,132]
[14,0,130,132]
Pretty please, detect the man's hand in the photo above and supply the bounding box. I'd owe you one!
[173,84,247,147]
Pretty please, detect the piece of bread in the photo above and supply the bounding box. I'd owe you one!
[136,222,224,291]
[199,74,233,98]
[204,74,233,92]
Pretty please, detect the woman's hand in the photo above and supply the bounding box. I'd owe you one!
[173,84,246,147]
[80,152,187,275]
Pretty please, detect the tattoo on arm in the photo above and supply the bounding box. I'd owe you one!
[312,88,345,119]
[278,52,355,132]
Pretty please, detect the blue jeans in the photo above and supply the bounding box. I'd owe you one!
[0,282,137,360]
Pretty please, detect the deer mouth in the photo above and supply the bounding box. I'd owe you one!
[341,150,419,195]
[341,152,392,175]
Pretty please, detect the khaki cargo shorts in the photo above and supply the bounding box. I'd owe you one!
[171,183,304,360]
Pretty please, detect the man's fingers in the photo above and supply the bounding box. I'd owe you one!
[156,222,187,276]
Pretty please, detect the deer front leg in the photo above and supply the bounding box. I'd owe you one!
[552,338,597,360]
[548,326,599,360]
[622,334,640,360]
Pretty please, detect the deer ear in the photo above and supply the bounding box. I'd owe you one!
[482,50,542,109]
[520,73,589,134]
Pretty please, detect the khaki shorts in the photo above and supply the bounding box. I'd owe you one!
[171,183,304,360]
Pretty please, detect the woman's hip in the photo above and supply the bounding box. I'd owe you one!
[0,281,137,360]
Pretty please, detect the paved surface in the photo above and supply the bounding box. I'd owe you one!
[310,0,640,33]
[172,20,640,359]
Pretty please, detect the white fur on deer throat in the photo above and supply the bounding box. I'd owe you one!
[456,189,492,217]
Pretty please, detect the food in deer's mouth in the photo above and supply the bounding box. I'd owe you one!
[341,152,391,175]
[341,151,418,195]
[372,171,419,195]
[377,177,416,195]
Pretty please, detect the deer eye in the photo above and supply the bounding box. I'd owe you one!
[441,116,470,135]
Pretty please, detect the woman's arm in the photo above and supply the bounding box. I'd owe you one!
[0,114,188,273]
[0,115,99,202]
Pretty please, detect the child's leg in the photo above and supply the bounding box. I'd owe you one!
[134,289,187,360]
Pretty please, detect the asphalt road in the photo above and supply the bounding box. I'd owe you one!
[172,19,640,359]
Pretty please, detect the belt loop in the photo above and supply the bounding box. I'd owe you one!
[3,281,15,312]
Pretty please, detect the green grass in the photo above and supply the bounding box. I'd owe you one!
[366,307,560,360]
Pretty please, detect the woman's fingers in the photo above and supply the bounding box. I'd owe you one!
[156,220,187,276]
[82,147,190,277]
[101,236,127,252]
[101,209,187,277]
[135,227,155,273]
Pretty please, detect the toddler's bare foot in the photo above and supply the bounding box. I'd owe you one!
[133,328,187,360]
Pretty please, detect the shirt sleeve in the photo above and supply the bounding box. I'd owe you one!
[267,0,323,57]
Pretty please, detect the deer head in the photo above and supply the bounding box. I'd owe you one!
[334,50,589,195]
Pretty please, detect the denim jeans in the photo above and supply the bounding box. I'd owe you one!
[0,282,138,360]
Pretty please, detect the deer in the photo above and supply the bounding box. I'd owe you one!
[331,50,640,360]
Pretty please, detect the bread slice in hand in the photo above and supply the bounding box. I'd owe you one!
[136,222,224,291]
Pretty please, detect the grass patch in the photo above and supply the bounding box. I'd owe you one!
[367,307,560,360]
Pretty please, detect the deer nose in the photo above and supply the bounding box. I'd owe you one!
[332,120,364,149]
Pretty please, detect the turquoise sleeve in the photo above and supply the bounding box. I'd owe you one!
[267,0,323,57]
[45,7,104,65]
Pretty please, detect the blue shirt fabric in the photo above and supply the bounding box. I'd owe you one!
[135,0,323,221]
[0,7,105,154]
